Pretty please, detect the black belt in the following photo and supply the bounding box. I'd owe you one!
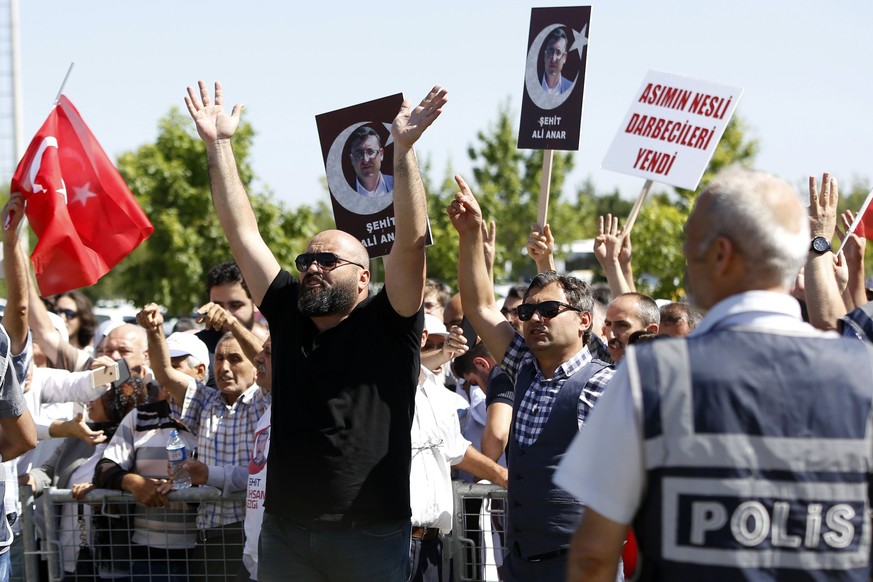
[525,548,568,562]
[411,526,440,541]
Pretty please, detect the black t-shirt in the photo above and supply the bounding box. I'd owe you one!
[260,270,423,522]
[485,365,515,408]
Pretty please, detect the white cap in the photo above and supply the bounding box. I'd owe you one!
[424,313,449,337]
[166,332,209,368]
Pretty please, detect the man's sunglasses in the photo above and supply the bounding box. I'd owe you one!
[517,301,581,322]
[295,252,366,273]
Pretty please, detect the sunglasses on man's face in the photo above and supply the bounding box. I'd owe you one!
[517,300,581,322]
[294,252,366,273]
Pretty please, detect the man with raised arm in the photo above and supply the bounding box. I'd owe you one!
[448,176,616,582]
[0,194,37,580]
[558,167,873,581]
[185,80,447,581]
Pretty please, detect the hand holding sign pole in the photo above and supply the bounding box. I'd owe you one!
[603,71,743,235]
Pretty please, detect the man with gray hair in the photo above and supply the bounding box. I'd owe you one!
[601,292,660,362]
[658,302,702,337]
[556,166,873,581]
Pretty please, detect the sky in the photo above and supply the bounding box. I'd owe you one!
[14,0,873,213]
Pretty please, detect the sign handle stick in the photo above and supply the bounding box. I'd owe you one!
[537,149,554,227]
[835,185,873,255]
[623,180,654,236]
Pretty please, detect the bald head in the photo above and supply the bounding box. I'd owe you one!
[307,230,370,270]
[105,323,148,373]
[444,293,464,328]
[692,167,809,289]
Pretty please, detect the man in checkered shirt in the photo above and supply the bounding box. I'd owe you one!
[448,176,616,582]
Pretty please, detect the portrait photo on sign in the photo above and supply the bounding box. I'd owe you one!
[535,26,580,99]
[316,93,406,258]
[518,5,592,151]
[345,124,394,201]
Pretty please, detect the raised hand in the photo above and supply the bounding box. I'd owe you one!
[594,214,629,267]
[447,175,484,236]
[196,302,236,331]
[2,192,24,236]
[136,303,164,332]
[808,173,838,240]
[184,81,244,144]
[392,86,448,150]
[527,223,556,272]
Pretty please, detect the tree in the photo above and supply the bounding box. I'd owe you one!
[466,100,574,280]
[96,108,323,314]
[629,115,760,298]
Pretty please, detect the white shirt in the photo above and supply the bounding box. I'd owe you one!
[410,367,471,533]
[456,386,487,483]
[355,173,393,198]
[553,291,832,524]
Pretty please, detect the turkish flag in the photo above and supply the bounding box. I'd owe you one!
[10,96,153,295]
[858,191,873,241]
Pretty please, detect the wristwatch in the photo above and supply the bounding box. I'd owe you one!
[810,236,832,254]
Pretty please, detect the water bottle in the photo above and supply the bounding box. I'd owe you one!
[166,429,192,489]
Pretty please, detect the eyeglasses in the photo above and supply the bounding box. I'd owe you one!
[350,148,380,162]
[517,300,581,322]
[500,306,519,317]
[545,48,565,59]
[294,252,366,273]
[56,308,79,319]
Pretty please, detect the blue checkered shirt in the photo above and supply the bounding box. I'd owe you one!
[502,333,614,447]
[181,379,270,529]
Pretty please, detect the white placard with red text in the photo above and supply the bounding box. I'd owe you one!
[602,70,743,190]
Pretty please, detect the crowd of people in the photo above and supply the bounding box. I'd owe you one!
[0,75,868,582]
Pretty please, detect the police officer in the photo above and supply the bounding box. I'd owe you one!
[555,166,873,581]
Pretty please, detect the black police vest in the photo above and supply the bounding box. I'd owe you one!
[507,357,609,558]
[630,327,873,581]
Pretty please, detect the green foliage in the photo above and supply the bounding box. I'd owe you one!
[423,160,463,287]
[631,195,688,298]
[96,107,322,314]
[627,114,760,297]
[673,116,759,211]
[465,100,574,280]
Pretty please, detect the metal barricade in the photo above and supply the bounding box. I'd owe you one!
[22,486,245,582]
[451,481,507,582]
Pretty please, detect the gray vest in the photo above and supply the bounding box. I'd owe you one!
[507,358,608,558]
[632,327,873,581]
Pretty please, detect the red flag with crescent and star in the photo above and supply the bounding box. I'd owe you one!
[10,95,153,295]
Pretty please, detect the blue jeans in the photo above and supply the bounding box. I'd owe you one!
[258,513,410,582]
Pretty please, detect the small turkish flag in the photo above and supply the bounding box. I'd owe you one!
[10,96,153,295]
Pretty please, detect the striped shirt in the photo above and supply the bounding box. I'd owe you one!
[100,400,197,549]
[181,379,270,529]
[502,333,614,447]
